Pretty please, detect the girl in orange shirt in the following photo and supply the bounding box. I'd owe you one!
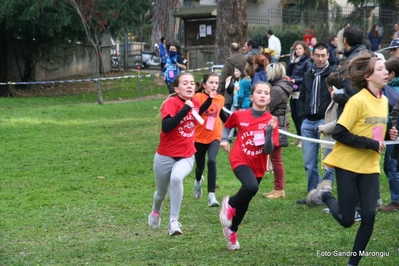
[193,72,227,207]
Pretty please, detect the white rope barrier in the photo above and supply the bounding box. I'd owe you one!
[222,107,399,146]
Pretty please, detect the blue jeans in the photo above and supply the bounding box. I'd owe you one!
[322,147,335,186]
[301,118,324,192]
[383,145,399,203]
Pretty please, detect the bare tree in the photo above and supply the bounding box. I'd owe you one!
[65,0,128,105]
[214,0,248,64]
[150,0,181,47]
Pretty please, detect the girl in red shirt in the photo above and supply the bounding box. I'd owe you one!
[148,73,210,236]
[219,81,279,250]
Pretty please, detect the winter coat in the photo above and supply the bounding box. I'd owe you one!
[366,32,382,52]
[286,55,313,90]
[268,78,293,147]
[269,78,292,126]
[237,77,252,109]
[320,100,338,149]
[327,42,340,69]
[298,64,336,121]
[252,68,268,86]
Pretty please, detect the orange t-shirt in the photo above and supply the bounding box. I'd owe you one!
[194,92,225,144]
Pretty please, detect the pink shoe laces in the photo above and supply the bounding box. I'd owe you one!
[229,231,237,244]
[227,205,236,220]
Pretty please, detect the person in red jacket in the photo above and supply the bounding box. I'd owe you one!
[148,73,213,236]
[193,72,227,207]
[219,81,279,250]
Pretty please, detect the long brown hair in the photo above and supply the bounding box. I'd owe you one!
[195,72,219,93]
[347,55,380,90]
[159,73,195,113]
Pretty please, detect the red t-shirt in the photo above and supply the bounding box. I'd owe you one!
[157,96,200,158]
[225,108,279,177]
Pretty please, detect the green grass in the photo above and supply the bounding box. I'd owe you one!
[0,73,398,265]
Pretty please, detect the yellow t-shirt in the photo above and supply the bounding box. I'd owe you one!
[324,89,388,174]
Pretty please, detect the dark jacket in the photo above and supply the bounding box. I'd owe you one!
[298,64,336,121]
[334,44,367,118]
[269,78,293,128]
[218,51,246,105]
[327,42,340,69]
[252,68,268,86]
[286,55,313,90]
[366,32,382,52]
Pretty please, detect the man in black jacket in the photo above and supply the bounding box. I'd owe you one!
[333,25,367,118]
[327,35,341,69]
[297,43,337,204]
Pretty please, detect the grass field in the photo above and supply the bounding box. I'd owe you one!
[0,72,398,265]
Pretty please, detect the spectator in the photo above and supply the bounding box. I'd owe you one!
[327,35,341,69]
[286,40,313,147]
[296,43,336,205]
[218,42,246,110]
[267,29,281,63]
[159,37,167,72]
[251,54,269,86]
[164,44,187,94]
[309,37,317,56]
[366,24,382,52]
[337,22,350,52]
[380,38,399,58]
[318,72,340,188]
[379,56,399,213]
[243,39,260,59]
[392,23,399,40]
[236,63,252,110]
[262,62,293,199]
[226,63,246,141]
[333,25,367,118]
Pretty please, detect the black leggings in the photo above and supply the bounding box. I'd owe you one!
[228,165,262,232]
[322,167,379,266]
[194,140,220,193]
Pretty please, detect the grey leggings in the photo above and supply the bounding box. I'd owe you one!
[151,153,194,220]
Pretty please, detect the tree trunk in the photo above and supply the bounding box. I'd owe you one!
[0,22,9,96]
[150,0,181,47]
[214,0,247,65]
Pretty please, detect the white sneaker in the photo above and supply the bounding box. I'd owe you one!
[148,213,161,230]
[193,176,204,199]
[168,220,182,236]
[219,196,236,228]
[377,198,383,207]
[223,227,240,250]
[354,211,361,222]
[208,194,220,207]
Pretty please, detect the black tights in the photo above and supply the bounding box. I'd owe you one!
[228,165,262,232]
[194,140,220,193]
[322,167,379,266]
